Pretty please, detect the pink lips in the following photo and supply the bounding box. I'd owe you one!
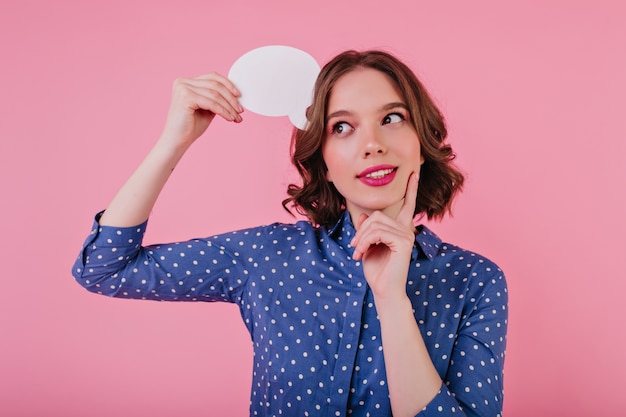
[357,164,398,186]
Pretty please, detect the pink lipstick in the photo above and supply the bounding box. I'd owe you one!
[357,165,397,186]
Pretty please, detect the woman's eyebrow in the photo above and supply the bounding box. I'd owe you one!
[326,102,408,121]
[380,102,408,112]
[326,109,352,121]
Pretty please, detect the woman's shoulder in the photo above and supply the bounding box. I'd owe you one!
[415,227,508,319]
[418,225,506,284]
[205,219,322,243]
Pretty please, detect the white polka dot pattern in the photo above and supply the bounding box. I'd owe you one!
[73,211,507,416]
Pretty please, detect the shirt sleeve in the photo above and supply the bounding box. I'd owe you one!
[71,212,265,303]
[415,263,508,417]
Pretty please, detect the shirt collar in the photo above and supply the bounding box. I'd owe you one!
[326,211,442,261]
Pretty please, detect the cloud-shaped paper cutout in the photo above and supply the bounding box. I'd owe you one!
[228,45,320,130]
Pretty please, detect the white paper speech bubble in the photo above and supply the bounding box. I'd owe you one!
[228,45,320,130]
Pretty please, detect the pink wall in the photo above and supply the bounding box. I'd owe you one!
[1,1,625,416]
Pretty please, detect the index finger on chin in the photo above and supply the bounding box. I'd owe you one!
[397,172,419,226]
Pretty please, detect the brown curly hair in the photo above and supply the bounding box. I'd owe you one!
[282,50,464,226]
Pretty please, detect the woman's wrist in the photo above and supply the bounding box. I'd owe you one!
[154,131,194,158]
[373,292,413,319]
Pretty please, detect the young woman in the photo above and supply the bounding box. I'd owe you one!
[73,50,507,417]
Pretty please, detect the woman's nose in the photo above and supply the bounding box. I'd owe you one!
[362,127,386,157]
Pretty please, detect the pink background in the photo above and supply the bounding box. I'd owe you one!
[1,1,625,416]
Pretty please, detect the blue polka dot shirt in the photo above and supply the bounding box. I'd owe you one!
[73,211,507,416]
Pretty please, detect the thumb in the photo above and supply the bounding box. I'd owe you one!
[356,213,369,230]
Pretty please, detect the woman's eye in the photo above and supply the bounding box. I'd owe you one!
[331,121,352,135]
[382,113,405,125]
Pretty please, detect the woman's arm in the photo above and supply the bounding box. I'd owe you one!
[350,173,442,416]
[351,172,507,416]
[99,73,243,227]
[375,295,442,416]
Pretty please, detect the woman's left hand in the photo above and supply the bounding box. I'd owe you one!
[350,173,420,302]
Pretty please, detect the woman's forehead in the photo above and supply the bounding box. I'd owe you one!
[326,68,405,114]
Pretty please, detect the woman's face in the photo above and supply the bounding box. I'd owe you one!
[322,68,424,222]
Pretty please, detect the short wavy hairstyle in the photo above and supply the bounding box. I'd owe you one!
[282,50,464,226]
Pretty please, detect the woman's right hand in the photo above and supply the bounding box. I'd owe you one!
[98,73,243,227]
[159,72,243,150]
